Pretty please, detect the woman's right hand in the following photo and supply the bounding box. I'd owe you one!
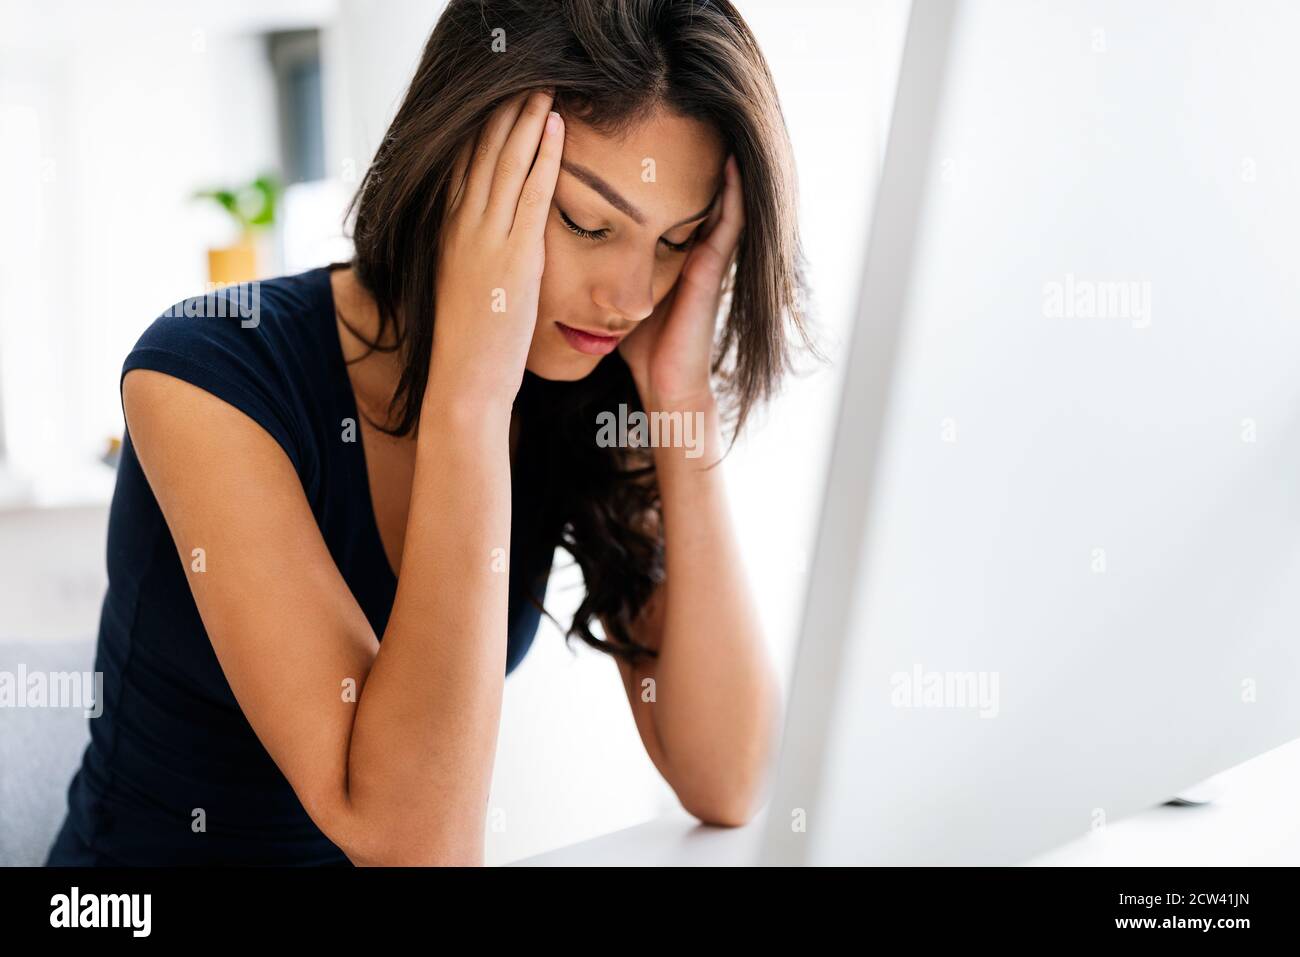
[428,89,564,412]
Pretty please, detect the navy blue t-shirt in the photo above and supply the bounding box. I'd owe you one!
[45,263,559,866]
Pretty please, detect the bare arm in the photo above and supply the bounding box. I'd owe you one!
[604,399,783,828]
[343,388,514,863]
[606,153,783,827]
[123,89,564,866]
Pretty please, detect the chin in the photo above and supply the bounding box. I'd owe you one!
[525,322,610,381]
[524,349,604,382]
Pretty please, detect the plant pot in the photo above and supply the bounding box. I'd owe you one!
[207,234,259,286]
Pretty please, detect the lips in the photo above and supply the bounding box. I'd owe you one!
[556,321,623,356]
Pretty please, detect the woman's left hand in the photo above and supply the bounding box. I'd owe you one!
[618,154,744,410]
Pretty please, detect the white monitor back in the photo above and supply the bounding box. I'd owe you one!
[762,0,1300,866]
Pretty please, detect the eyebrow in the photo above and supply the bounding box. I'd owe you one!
[560,160,715,230]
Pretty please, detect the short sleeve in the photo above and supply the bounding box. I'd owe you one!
[121,288,315,489]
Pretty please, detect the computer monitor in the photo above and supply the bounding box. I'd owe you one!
[760,0,1300,866]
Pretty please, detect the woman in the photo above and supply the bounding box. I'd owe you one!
[46,0,817,866]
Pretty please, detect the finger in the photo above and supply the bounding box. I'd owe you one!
[677,155,743,296]
[699,154,744,259]
[510,109,564,242]
[697,187,724,243]
[462,91,530,214]
[487,89,555,232]
[446,137,473,215]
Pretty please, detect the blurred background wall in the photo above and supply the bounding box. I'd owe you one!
[0,0,907,863]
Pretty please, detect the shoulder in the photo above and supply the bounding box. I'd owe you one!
[122,268,338,491]
[128,269,331,380]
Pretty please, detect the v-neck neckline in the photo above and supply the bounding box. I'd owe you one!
[321,263,400,584]
[320,263,529,589]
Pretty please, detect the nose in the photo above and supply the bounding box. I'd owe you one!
[591,256,656,325]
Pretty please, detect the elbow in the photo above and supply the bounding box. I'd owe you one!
[350,841,484,867]
[682,788,762,829]
[312,794,485,867]
[687,801,756,829]
[680,740,781,829]
[342,825,485,867]
[684,716,783,829]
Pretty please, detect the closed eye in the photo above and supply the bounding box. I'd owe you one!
[559,208,698,253]
[660,234,694,254]
[558,208,609,241]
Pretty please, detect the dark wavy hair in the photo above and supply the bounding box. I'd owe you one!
[343,0,819,664]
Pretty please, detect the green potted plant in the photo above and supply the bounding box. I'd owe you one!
[192,173,281,285]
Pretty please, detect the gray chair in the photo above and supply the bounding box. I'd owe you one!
[0,639,95,866]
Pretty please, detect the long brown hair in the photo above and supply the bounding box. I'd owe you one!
[344,0,820,663]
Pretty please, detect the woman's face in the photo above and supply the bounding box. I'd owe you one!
[525,107,726,380]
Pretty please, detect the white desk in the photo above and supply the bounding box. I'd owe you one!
[512,739,1300,866]
[511,805,764,866]
[1029,738,1300,867]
